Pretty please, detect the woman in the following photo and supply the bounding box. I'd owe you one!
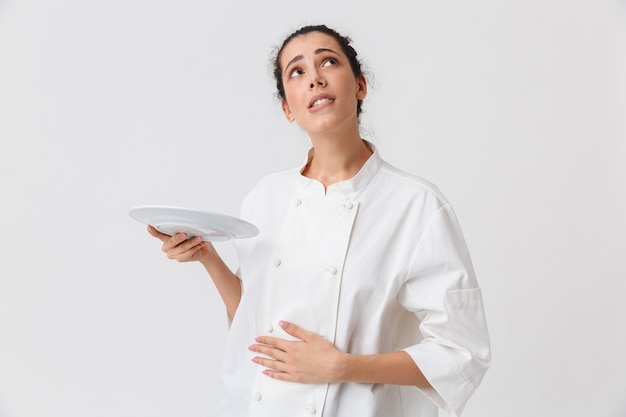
[148,24,490,417]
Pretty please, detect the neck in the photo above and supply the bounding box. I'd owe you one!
[303,128,372,190]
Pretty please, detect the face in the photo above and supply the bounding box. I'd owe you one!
[279,32,367,135]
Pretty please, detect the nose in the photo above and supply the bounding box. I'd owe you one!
[309,75,326,89]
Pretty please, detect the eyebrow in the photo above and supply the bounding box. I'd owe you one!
[283,48,340,76]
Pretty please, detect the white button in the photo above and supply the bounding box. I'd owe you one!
[327,266,337,275]
[342,202,354,210]
[294,198,302,206]
[306,404,317,414]
[253,391,262,401]
[273,259,282,267]
[266,323,274,333]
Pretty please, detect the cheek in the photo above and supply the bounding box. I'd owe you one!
[284,87,303,111]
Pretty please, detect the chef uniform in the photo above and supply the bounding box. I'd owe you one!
[214,142,490,417]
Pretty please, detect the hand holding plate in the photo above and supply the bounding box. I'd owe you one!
[147,225,210,263]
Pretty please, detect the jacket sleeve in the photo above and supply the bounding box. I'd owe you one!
[398,203,491,416]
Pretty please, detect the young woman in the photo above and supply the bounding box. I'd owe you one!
[148,24,490,417]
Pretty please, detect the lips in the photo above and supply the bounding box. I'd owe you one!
[309,94,335,109]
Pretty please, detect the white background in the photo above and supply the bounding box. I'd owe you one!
[1,0,625,416]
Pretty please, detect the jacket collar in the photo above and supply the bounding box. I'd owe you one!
[298,140,382,196]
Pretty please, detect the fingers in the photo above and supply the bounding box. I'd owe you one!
[253,322,319,350]
[147,225,168,240]
[161,231,195,251]
[147,225,205,262]
[249,342,287,362]
[262,369,293,381]
[248,340,313,383]
[250,324,340,384]
[278,321,311,341]
[147,225,186,244]
[165,237,205,261]
[250,356,294,380]
[249,343,296,380]
[252,336,289,352]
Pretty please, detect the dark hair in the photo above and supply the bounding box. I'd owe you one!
[272,24,365,117]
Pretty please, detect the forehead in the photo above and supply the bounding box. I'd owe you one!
[280,32,343,67]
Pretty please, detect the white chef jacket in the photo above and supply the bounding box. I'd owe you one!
[214,142,490,417]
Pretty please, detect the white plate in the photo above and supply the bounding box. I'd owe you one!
[129,205,259,242]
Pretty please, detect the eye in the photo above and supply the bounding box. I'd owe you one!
[289,67,304,78]
[322,58,338,67]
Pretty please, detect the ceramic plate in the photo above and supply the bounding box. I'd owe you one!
[129,205,259,242]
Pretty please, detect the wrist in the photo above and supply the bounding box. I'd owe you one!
[335,352,357,383]
[199,242,218,265]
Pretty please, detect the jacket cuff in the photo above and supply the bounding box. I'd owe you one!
[403,341,480,417]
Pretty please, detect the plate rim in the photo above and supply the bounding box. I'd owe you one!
[128,204,259,239]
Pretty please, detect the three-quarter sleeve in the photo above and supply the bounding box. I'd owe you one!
[398,203,491,416]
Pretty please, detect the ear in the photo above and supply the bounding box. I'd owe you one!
[282,100,295,122]
[356,75,367,100]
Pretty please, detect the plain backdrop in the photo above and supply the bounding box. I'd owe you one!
[1,0,625,416]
